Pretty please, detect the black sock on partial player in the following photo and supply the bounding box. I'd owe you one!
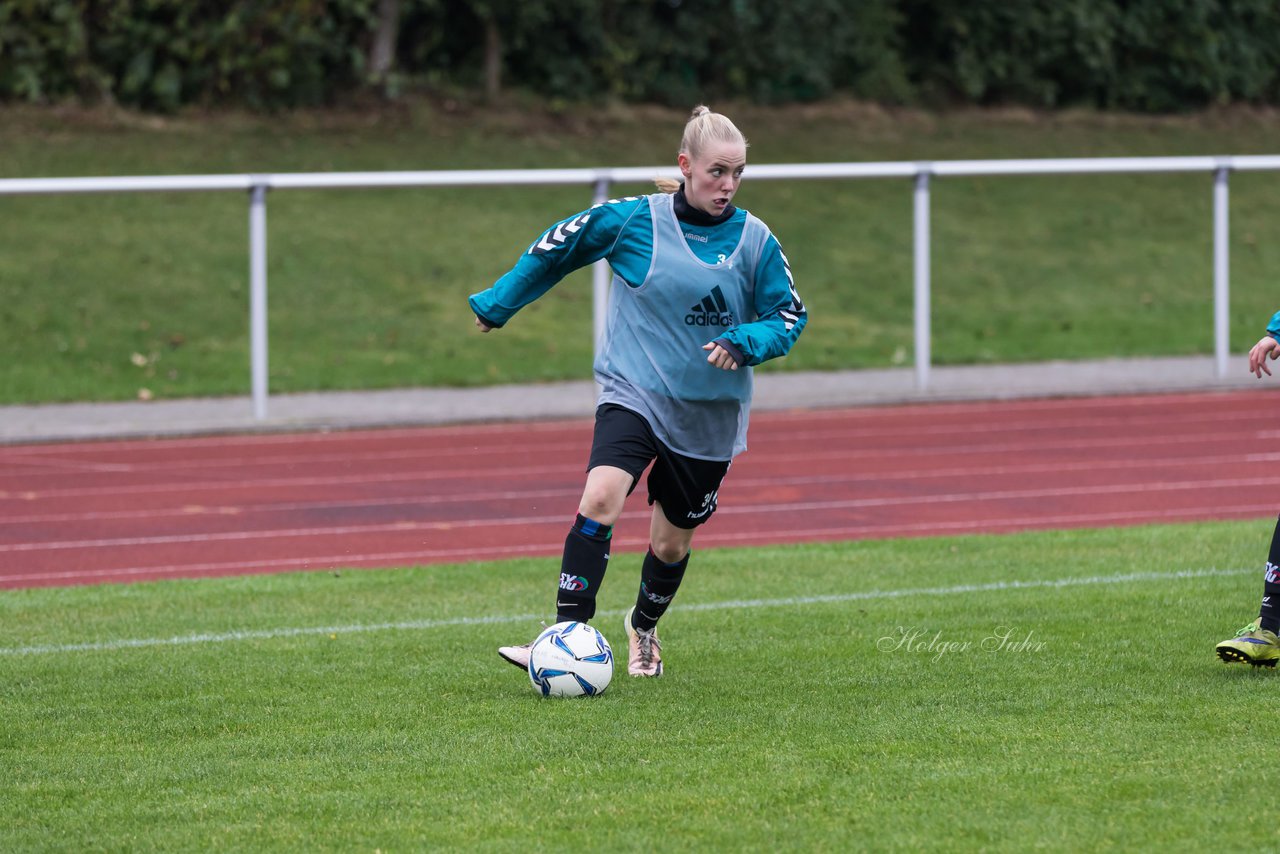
[555,514,612,623]
[631,548,690,631]
[1259,515,1280,633]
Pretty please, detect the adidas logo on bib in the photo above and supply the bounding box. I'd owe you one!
[685,285,735,327]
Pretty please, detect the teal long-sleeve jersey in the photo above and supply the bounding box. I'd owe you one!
[468,191,806,368]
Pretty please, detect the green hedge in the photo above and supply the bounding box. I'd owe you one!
[2,0,1278,112]
[0,0,373,111]
[903,0,1280,110]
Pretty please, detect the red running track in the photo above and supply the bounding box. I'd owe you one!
[2,389,1278,589]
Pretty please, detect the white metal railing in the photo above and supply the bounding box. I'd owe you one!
[4,155,1280,418]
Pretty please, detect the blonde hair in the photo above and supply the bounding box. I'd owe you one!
[654,105,749,194]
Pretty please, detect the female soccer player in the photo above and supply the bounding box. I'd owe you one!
[1216,316,1280,666]
[470,105,806,678]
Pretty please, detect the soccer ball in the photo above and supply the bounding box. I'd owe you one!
[527,621,614,697]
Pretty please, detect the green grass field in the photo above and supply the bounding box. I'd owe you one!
[1,101,1279,404]
[4,519,1278,851]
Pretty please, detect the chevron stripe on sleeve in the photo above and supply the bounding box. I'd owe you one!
[715,235,807,366]
[469,196,647,329]
[776,249,805,333]
[527,196,643,255]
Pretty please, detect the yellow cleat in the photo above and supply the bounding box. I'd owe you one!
[1216,618,1280,667]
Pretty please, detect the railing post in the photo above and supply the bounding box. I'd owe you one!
[1213,162,1230,379]
[913,167,933,391]
[591,176,611,361]
[249,181,269,420]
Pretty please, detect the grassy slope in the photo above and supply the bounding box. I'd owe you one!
[1,101,1278,404]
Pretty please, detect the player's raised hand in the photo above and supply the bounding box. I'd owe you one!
[1248,335,1279,378]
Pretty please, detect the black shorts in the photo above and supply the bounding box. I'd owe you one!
[587,404,730,530]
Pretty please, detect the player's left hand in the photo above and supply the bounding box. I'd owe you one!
[703,341,739,371]
[1248,335,1280,378]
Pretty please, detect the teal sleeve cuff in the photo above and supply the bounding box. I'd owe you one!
[468,295,506,329]
[712,337,746,367]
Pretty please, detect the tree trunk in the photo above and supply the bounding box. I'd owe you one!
[370,0,402,80]
[484,15,502,102]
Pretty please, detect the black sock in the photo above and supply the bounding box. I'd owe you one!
[631,548,689,631]
[1260,515,1280,633]
[555,514,612,623]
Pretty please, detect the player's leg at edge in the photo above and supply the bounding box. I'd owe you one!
[1216,515,1280,668]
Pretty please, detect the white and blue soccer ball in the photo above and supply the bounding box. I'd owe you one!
[528,621,613,697]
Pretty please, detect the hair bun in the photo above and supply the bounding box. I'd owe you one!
[690,105,712,120]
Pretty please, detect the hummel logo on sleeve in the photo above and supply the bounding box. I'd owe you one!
[685,285,735,327]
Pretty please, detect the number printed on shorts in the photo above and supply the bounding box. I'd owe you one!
[687,490,719,521]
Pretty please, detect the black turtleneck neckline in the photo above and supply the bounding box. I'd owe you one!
[673,183,737,226]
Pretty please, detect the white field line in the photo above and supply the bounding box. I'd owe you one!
[0,566,1251,657]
